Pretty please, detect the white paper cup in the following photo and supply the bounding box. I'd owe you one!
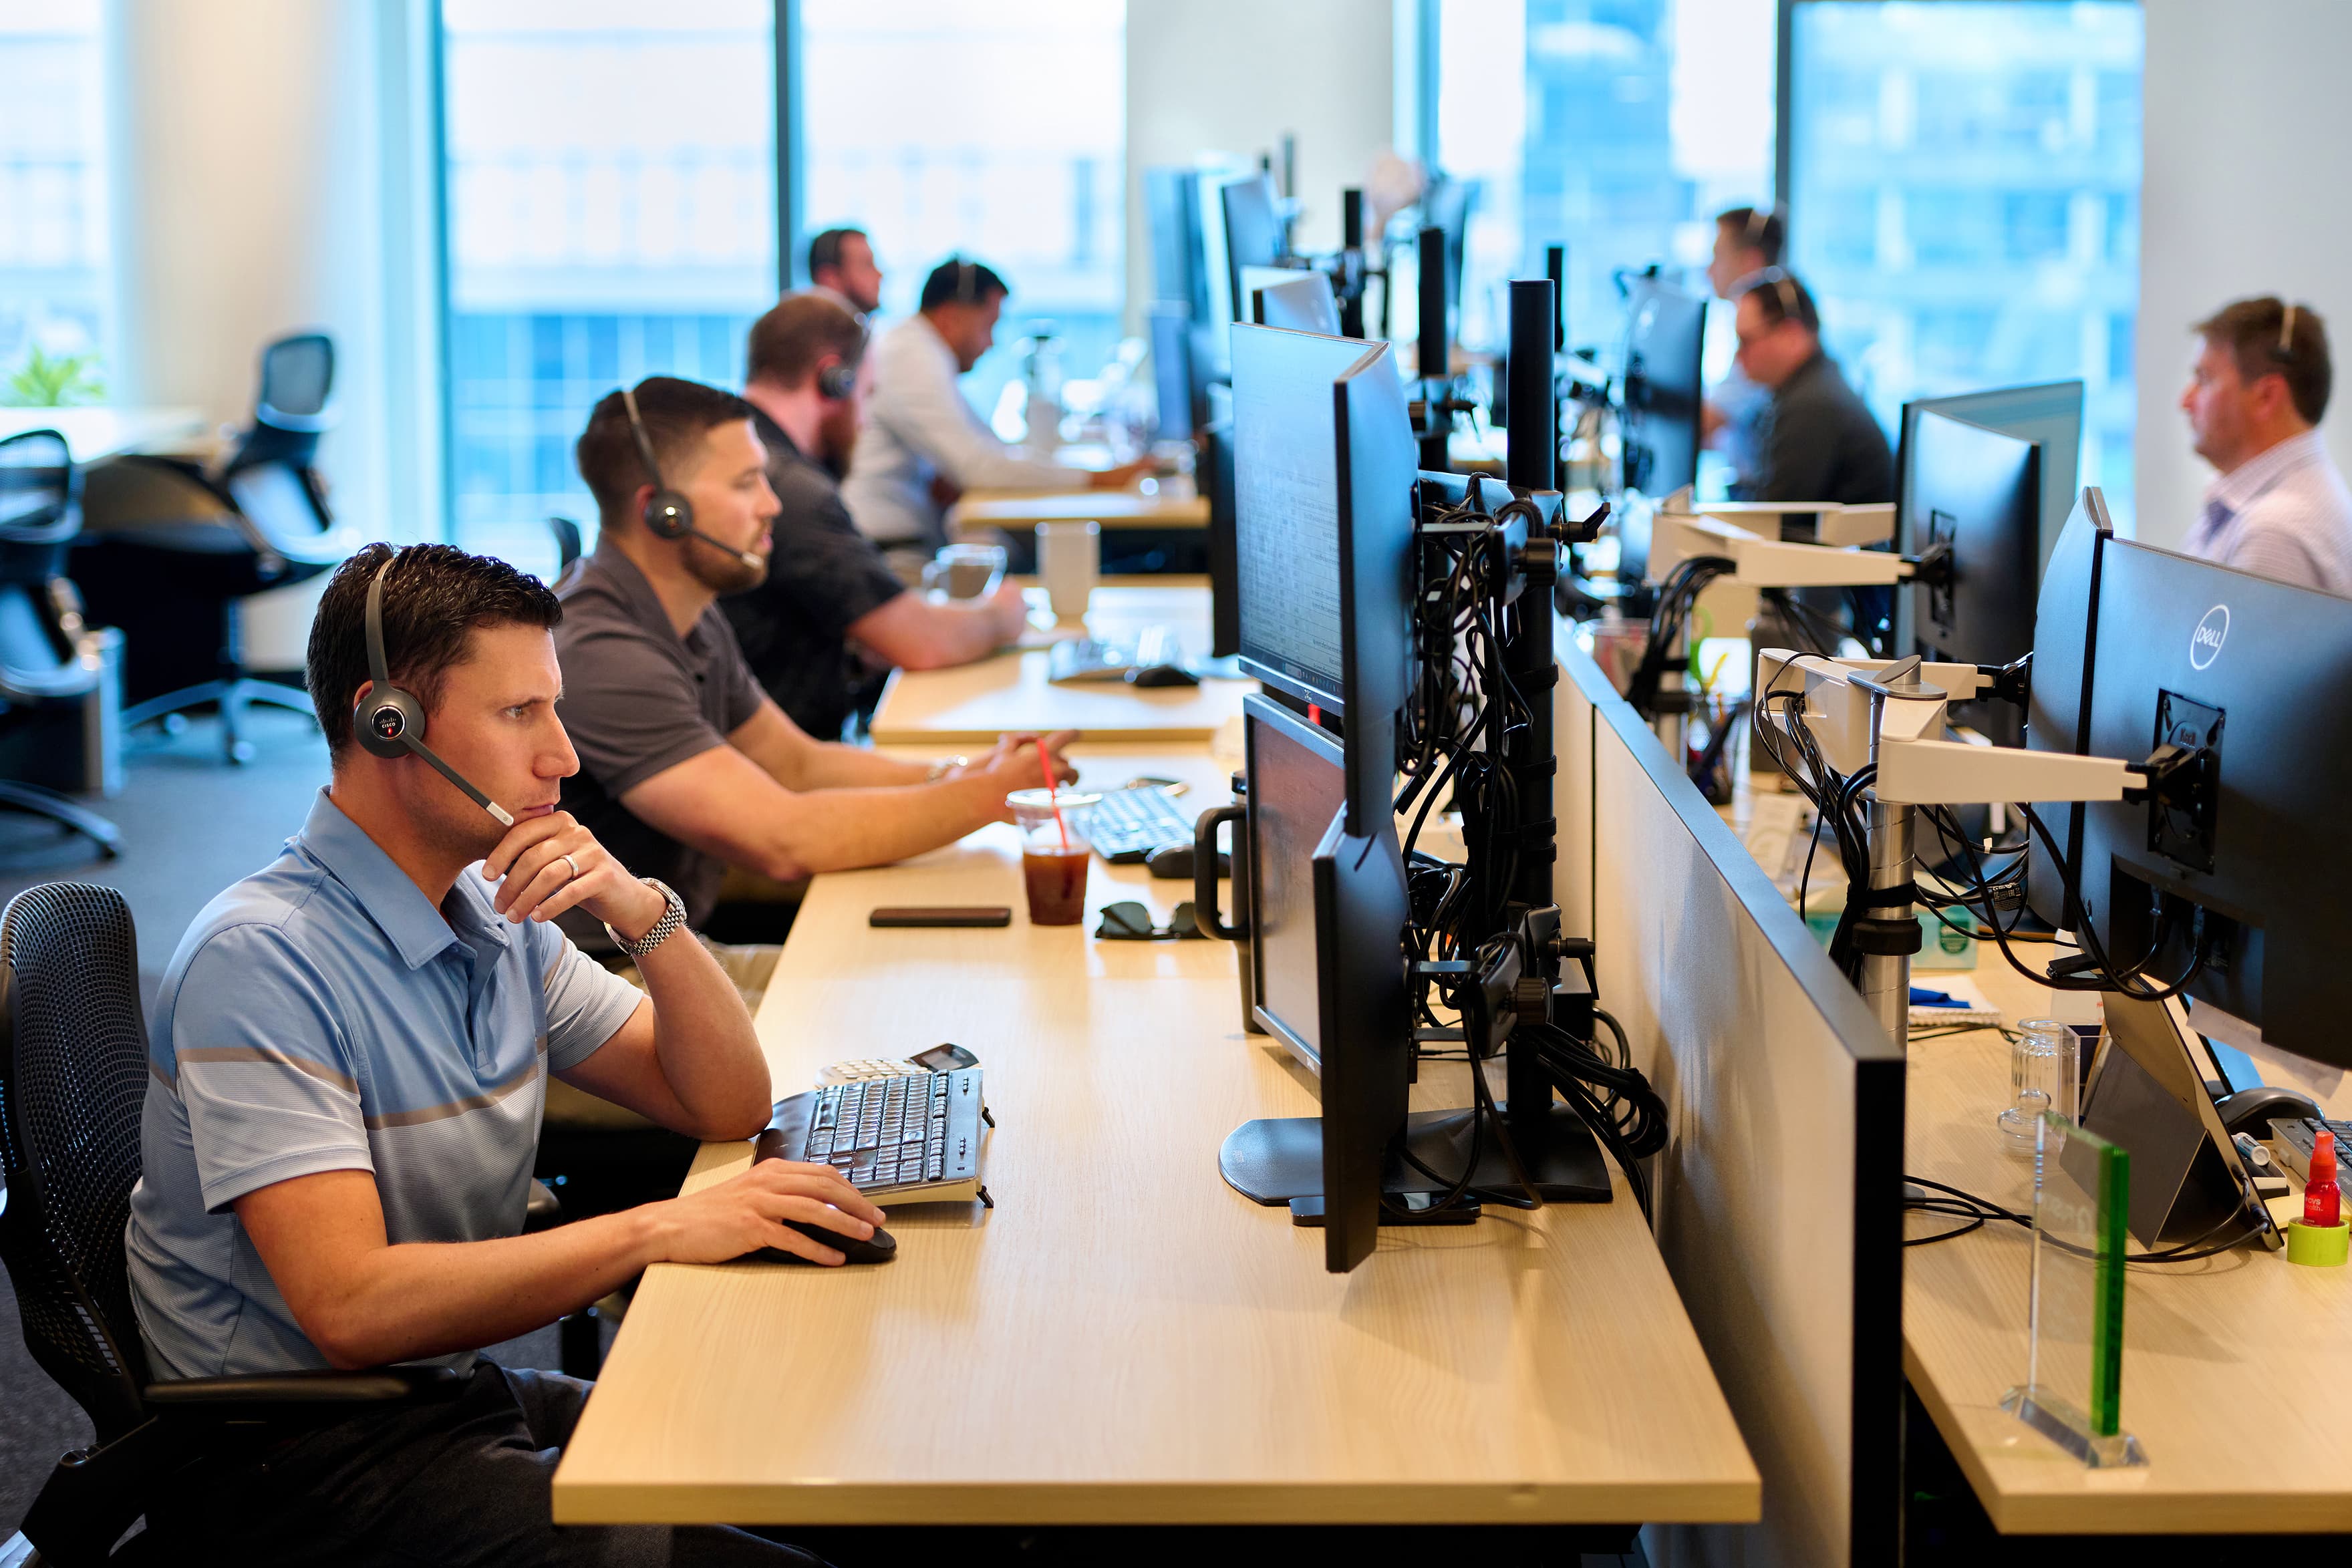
[1037,518,1100,623]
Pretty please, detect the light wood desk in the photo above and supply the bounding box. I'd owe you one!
[869,586,1250,746]
[1903,959,2352,1533]
[0,405,205,464]
[949,484,1207,535]
[553,743,1758,1527]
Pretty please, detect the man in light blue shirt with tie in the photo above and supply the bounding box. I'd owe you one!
[2180,295,2352,596]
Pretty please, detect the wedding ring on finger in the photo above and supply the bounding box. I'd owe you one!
[560,853,581,882]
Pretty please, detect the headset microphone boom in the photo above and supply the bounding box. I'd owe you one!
[619,382,764,571]
[355,553,514,826]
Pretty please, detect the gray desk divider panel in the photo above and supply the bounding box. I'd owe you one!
[1557,645,1906,1568]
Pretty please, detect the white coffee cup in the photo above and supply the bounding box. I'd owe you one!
[1037,518,1100,624]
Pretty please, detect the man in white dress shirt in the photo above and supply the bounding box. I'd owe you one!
[841,257,1149,576]
[2180,295,2352,596]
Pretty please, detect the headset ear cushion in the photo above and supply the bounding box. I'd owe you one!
[643,489,694,540]
[819,361,857,400]
[355,684,428,760]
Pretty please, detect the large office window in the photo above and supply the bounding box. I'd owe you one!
[0,1,108,405]
[796,0,1125,420]
[1787,2,2144,516]
[438,1,779,564]
[1433,0,1776,366]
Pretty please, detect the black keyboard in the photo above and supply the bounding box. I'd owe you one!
[2270,1114,2352,1183]
[756,1067,987,1201]
[1089,784,1196,863]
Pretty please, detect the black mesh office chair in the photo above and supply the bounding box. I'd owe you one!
[74,333,347,764]
[0,430,119,856]
[0,884,459,1565]
[548,514,583,575]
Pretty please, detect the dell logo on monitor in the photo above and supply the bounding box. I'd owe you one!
[2190,604,2230,670]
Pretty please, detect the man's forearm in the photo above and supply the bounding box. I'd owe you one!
[633,927,772,1136]
[750,773,1002,879]
[789,742,934,792]
[891,600,1018,670]
[307,1207,668,1369]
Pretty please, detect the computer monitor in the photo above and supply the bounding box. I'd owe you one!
[1307,803,1413,1273]
[1202,381,1239,659]
[1145,165,1211,321]
[2071,538,2352,1068]
[2022,488,2113,931]
[1243,694,1349,1076]
[1419,174,1473,341]
[1250,271,1342,336]
[1149,305,1205,442]
[1230,323,1394,714]
[1902,410,2041,748]
[1619,277,1706,499]
[1331,335,1417,833]
[1899,380,2082,579]
[1219,174,1284,332]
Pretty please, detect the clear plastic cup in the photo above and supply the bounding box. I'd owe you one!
[2000,1018,2079,1155]
[1007,788,1099,926]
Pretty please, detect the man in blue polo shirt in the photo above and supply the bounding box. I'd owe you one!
[126,543,879,1565]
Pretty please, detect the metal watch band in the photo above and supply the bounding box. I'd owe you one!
[605,877,686,959]
[925,754,969,783]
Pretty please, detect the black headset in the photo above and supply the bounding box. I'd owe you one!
[618,383,763,569]
[355,552,514,826]
[953,257,980,305]
[815,318,869,402]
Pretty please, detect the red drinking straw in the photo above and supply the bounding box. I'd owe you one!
[1036,740,1068,850]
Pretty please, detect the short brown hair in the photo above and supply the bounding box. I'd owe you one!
[2195,296,2331,424]
[573,375,756,528]
[307,542,561,756]
[1734,267,1818,335]
[1715,204,1784,267]
[745,291,869,389]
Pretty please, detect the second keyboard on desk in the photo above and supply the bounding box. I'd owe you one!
[756,1067,989,1203]
[1088,783,1198,863]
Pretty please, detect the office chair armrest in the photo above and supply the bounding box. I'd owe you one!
[142,1363,462,1418]
[525,1177,563,1233]
[23,1368,460,1567]
[0,661,101,705]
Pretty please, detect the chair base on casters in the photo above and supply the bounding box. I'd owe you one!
[0,780,119,858]
[124,677,315,764]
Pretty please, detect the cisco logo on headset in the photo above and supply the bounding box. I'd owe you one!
[2189,604,2230,671]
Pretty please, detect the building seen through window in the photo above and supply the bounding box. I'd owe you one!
[438,0,779,565]
[0,0,108,407]
[1787,1,2144,517]
[796,0,1126,428]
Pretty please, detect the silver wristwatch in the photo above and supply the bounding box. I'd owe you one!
[925,754,970,783]
[605,877,686,959]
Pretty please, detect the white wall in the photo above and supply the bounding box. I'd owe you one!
[2137,0,2352,548]
[1123,0,1396,331]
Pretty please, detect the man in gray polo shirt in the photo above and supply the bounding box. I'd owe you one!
[127,543,878,1565]
[553,375,1076,977]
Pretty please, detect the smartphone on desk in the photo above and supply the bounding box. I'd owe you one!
[869,906,1013,928]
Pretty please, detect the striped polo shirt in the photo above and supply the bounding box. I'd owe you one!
[126,789,643,1380]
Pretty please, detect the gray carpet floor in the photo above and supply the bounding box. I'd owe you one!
[0,708,599,1539]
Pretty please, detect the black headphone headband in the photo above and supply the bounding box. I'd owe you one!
[357,551,513,826]
[2276,301,2301,361]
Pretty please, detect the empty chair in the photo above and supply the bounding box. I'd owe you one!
[0,428,119,856]
[74,331,347,762]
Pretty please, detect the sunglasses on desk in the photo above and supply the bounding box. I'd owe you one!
[1095,901,1203,941]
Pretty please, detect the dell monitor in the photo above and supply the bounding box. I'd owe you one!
[2071,538,2352,1068]
[1620,277,1706,499]
[1243,694,1349,1077]
[1903,410,2041,747]
[1219,174,1284,331]
[1144,166,1211,321]
[2021,488,2114,931]
[1202,381,1239,659]
[1900,380,2082,579]
[1252,271,1342,336]
[1149,305,1205,442]
[1229,323,1393,715]
[1306,804,1413,1273]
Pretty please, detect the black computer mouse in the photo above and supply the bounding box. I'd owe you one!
[754,1217,898,1267]
[1125,662,1200,689]
[1145,843,1230,880]
[2214,1084,2324,1140]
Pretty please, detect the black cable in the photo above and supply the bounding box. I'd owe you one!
[1902,1172,2272,1261]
